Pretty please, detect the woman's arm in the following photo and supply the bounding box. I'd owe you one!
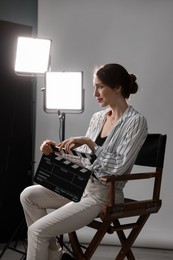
[58,136,97,153]
[92,115,148,178]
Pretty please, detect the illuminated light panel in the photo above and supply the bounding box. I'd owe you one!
[15,37,51,75]
[44,71,84,113]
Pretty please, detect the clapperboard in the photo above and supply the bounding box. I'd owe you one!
[34,147,96,202]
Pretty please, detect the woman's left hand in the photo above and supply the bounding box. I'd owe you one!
[58,136,95,153]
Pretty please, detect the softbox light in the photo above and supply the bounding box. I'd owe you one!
[44,71,84,114]
[15,37,51,75]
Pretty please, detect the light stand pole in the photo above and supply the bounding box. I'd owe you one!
[58,111,66,142]
[57,111,67,250]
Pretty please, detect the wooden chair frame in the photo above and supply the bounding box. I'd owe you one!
[68,134,167,260]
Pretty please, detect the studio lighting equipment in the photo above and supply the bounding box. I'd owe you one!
[14,36,51,75]
[43,71,84,141]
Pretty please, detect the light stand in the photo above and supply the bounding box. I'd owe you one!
[43,71,84,254]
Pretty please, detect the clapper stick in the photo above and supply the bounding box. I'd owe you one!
[52,145,96,160]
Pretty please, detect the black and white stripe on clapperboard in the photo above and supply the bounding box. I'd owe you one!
[52,145,96,161]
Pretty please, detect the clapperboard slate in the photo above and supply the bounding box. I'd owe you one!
[34,147,95,202]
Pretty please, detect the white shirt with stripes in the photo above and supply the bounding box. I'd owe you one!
[77,105,148,190]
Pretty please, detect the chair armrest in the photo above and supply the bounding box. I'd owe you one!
[99,172,160,207]
[99,172,158,183]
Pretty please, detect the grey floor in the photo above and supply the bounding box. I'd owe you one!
[0,242,173,260]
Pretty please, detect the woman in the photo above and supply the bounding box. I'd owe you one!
[20,63,148,260]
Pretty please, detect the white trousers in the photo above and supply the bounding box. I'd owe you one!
[20,185,102,260]
[20,178,124,260]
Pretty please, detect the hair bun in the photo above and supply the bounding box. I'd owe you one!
[129,74,138,94]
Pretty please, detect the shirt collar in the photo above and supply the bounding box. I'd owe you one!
[103,105,135,123]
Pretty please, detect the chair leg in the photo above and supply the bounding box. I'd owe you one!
[84,220,112,260]
[115,215,150,260]
[69,214,150,260]
[113,220,135,260]
[69,220,112,260]
[69,232,85,260]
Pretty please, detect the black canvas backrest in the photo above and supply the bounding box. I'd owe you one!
[135,134,167,168]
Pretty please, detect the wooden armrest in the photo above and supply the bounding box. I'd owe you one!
[99,171,160,207]
[99,172,159,183]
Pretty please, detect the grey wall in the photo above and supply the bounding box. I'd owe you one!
[37,0,173,249]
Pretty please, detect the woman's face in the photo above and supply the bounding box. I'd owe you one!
[93,75,120,107]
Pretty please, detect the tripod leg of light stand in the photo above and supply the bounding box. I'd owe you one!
[0,219,27,258]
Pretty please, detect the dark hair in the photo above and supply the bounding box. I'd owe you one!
[95,63,138,99]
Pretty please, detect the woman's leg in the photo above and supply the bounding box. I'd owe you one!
[20,185,70,259]
[20,185,69,227]
[25,194,101,260]
[20,185,101,260]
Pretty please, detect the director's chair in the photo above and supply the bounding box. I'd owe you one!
[68,133,167,259]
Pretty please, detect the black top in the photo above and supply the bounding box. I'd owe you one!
[90,133,107,164]
[95,132,107,146]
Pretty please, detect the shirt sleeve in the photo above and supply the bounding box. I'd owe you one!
[75,111,103,154]
[92,114,148,178]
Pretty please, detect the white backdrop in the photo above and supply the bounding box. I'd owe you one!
[36,0,173,249]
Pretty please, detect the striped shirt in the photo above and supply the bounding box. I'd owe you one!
[77,105,148,189]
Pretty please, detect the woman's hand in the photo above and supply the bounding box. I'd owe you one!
[40,139,56,155]
[58,136,96,153]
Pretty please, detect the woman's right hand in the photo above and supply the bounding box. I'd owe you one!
[40,139,56,155]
